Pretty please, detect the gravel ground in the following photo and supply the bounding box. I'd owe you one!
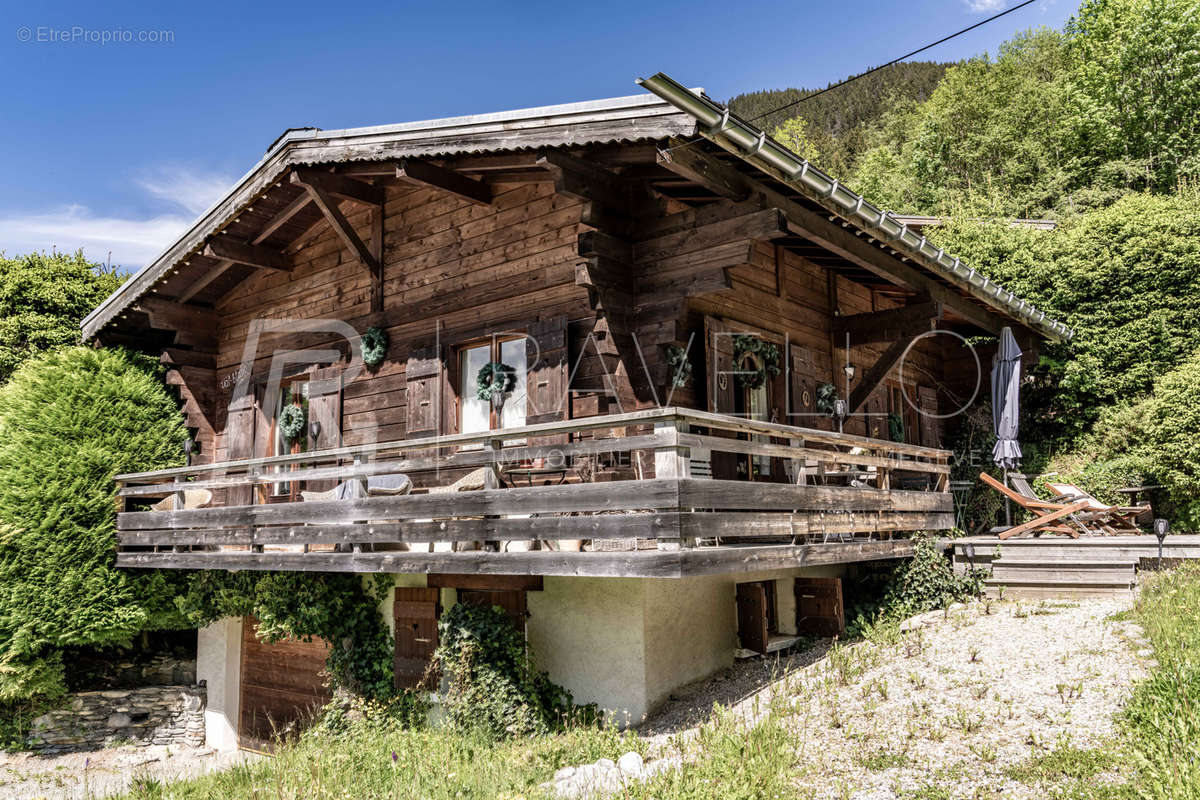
[0,745,258,800]
[644,596,1149,799]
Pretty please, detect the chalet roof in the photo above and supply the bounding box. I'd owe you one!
[81,79,1071,343]
[80,92,694,339]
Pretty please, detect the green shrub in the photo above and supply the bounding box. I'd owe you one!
[0,251,123,384]
[0,347,187,712]
[434,602,583,739]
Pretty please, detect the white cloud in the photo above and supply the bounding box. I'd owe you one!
[965,0,1007,11]
[137,166,235,216]
[0,166,236,270]
[0,205,191,270]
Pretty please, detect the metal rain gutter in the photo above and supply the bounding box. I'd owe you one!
[636,72,1072,343]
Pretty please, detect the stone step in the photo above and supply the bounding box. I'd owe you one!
[984,576,1134,600]
[990,559,1135,582]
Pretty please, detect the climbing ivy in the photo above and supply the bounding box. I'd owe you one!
[178,572,395,700]
[434,603,591,739]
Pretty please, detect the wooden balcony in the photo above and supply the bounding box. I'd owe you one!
[114,408,953,578]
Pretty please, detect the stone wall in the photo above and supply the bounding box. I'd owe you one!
[28,685,205,754]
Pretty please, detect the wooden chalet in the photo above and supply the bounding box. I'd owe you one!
[85,74,1069,746]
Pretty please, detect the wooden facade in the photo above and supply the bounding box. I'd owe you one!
[88,90,1061,579]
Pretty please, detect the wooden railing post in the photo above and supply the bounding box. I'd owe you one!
[654,419,694,550]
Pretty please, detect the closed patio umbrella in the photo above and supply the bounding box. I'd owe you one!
[991,327,1023,470]
[991,328,1022,526]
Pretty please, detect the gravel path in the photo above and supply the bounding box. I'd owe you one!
[644,596,1149,799]
[0,745,257,800]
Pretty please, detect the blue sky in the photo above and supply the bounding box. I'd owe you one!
[0,0,1075,270]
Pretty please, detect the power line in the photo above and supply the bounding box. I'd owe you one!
[748,0,1038,124]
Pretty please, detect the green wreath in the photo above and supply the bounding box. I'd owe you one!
[361,326,388,368]
[732,335,781,389]
[665,344,692,389]
[816,382,839,416]
[278,404,307,443]
[888,412,906,443]
[476,362,516,403]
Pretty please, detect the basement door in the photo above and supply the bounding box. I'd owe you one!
[238,618,332,751]
[394,588,440,690]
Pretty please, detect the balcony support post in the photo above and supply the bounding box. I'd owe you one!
[654,420,694,550]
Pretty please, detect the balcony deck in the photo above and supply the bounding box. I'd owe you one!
[114,408,953,578]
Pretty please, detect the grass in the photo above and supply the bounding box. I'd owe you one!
[1116,561,1200,799]
[116,566,1200,800]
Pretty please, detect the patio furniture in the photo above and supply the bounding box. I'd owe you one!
[150,489,213,511]
[1045,481,1149,533]
[978,472,1090,539]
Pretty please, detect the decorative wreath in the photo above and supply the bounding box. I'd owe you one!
[888,411,906,443]
[476,361,516,403]
[279,404,307,443]
[361,326,388,369]
[665,344,692,389]
[816,382,839,416]
[732,335,781,389]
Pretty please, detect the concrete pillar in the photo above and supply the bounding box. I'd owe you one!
[196,617,243,751]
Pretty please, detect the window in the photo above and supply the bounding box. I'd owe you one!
[271,376,310,499]
[458,336,527,434]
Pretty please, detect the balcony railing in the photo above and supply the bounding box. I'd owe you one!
[114,408,953,577]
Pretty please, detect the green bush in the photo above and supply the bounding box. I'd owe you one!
[178,571,396,700]
[0,346,187,708]
[434,602,583,739]
[848,538,986,634]
[0,251,123,384]
[930,190,1200,445]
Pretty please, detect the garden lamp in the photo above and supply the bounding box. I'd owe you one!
[963,542,976,570]
[183,437,195,466]
[1154,518,1169,567]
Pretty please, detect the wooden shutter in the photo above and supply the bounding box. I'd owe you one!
[918,386,941,448]
[225,390,259,506]
[405,346,441,439]
[794,578,845,637]
[736,582,769,655]
[704,316,739,480]
[526,315,568,427]
[394,588,440,690]
[306,366,343,491]
[865,391,886,440]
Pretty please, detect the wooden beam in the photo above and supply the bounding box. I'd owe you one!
[427,574,544,591]
[177,259,233,303]
[203,238,293,272]
[660,138,1006,336]
[848,333,921,414]
[536,151,629,214]
[254,191,313,242]
[396,159,491,206]
[834,301,943,344]
[290,168,385,206]
[656,145,751,201]
[295,180,382,278]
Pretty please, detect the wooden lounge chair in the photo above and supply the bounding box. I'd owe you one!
[978,472,1090,539]
[1045,481,1149,534]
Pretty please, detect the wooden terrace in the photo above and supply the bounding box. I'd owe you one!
[115,408,953,578]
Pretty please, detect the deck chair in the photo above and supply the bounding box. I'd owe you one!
[978,472,1091,539]
[1045,481,1149,534]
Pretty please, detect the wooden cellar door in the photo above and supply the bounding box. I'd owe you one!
[458,589,529,632]
[394,588,440,690]
[238,618,332,751]
[735,581,769,655]
[794,577,845,637]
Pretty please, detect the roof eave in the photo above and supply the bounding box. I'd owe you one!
[636,72,1073,344]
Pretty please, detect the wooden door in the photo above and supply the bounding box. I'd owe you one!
[305,366,343,492]
[918,386,941,448]
[795,578,845,637]
[458,589,528,632]
[239,618,331,750]
[736,582,769,655]
[394,588,440,690]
